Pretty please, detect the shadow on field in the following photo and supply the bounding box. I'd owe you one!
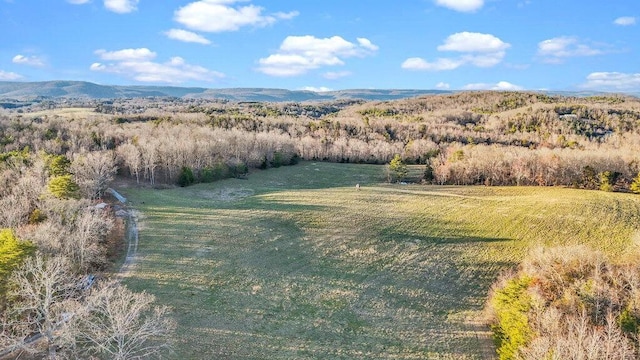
[120,163,515,359]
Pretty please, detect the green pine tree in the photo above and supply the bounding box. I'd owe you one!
[48,174,80,199]
[388,154,408,183]
[631,172,640,194]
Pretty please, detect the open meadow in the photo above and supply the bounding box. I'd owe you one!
[119,162,640,360]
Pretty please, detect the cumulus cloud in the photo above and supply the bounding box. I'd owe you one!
[175,0,298,33]
[581,72,640,91]
[164,29,211,45]
[435,82,450,89]
[94,48,156,61]
[257,35,378,77]
[402,32,509,71]
[435,0,484,12]
[437,32,509,53]
[323,71,352,80]
[90,47,224,84]
[104,0,138,13]
[463,81,523,90]
[0,70,23,81]
[301,86,332,92]
[12,54,45,67]
[401,57,464,71]
[614,16,636,26]
[537,36,606,63]
[357,38,379,51]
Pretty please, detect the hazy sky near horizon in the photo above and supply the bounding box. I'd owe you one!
[0,0,637,92]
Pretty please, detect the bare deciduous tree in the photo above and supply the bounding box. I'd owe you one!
[117,142,142,184]
[71,151,117,200]
[69,208,114,271]
[76,281,175,360]
[3,255,78,359]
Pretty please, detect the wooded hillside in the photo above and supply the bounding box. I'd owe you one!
[2,91,639,190]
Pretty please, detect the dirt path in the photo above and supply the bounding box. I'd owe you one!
[117,210,139,279]
[109,188,139,279]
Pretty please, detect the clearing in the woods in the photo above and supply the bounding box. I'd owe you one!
[119,162,640,360]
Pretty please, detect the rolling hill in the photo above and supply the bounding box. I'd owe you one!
[0,81,450,102]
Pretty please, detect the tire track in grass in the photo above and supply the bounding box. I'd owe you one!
[109,188,139,280]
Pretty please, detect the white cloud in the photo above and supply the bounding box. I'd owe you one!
[257,35,378,77]
[462,53,506,67]
[401,57,464,71]
[12,54,45,67]
[164,29,211,45]
[301,86,332,92]
[274,11,299,20]
[463,81,523,90]
[437,32,510,53]
[0,70,22,80]
[581,72,640,91]
[90,47,224,84]
[357,38,379,51]
[614,16,636,26]
[67,0,90,4]
[435,0,484,12]
[94,48,156,61]
[175,0,297,33]
[104,0,138,14]
[323,71,351,80]
[435,82,450,89]
[537,36,605,63]
[402,32,509,71]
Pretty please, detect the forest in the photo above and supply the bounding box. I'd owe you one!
[3,92,640,190]
[1,90,640,359]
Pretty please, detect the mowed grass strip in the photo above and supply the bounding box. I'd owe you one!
[120,162,640,360]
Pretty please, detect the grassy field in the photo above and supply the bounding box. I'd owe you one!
[118,162,640,360]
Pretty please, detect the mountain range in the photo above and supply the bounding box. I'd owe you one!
[0,81,631,103]
[0,81,451,102]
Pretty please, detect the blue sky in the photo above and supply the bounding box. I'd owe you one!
[0,0,638,91]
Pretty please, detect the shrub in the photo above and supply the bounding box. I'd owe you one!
[581,165,598,189]
[618,307,640,334]
[177,166,195,187]
[423,163,435,183]
[28,208,47,225]
[289,153,300,165]
[271,151,285,168]
[231,162,248,178]
[200,163,230,183]
[450,149,465,162]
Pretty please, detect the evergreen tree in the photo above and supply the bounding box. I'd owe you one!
[48,175,80,199]
[631,172,640,194]
[388,154,408,182]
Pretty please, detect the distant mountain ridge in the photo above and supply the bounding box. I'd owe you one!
[0,81,451,102]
